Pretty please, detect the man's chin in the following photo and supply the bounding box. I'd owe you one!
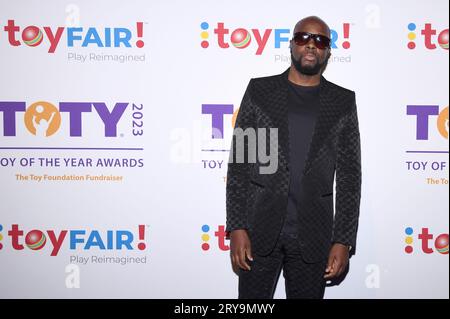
[291,53,322,76]
[298,66,320,76]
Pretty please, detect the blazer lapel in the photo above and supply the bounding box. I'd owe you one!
[260,70,290,172]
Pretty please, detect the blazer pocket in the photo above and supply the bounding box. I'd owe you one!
[320,192,333,198]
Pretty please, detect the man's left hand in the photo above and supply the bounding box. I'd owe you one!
[324,243,350,279]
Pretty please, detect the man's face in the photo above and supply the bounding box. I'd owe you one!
[290,20,331,76]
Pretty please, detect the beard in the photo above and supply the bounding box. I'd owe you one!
[291,49,328,76]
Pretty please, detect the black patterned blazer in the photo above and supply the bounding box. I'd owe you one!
[226,68,362,263]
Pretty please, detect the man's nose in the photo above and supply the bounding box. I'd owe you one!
[305,38,317,49]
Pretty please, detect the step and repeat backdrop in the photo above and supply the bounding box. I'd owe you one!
[0,0,448,298]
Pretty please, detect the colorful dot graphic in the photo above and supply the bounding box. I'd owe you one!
[201,224,210,250]
[0,224,3,250]
[407,23,416,50]
[200,22,209,48]
[405,227,414,254]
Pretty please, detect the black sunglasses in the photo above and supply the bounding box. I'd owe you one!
[293,32,331,49]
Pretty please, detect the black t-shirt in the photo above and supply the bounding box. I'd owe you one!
[281,79,320,235]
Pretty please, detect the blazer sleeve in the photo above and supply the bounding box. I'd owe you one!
[226,79,255,234]
[332,93,362,251]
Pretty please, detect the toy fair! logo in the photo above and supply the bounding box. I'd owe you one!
[407,23,449,50]
[404,227,449,254]
[2,20,145,53]
[0,224,147,256]
[200,21,352,55]
[200,225,229,251]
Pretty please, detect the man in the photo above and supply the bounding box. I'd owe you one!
[226,16,362,299]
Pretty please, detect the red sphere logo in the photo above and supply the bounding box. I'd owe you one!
[231,28,251,49]
[22,26,43,47]
[25,230,46,250]
[435,234,449,254]
[438,29,449,50]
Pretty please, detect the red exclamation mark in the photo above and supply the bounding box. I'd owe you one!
[136,22,144,48]
[342,23,351,49]
[138,225,146,250]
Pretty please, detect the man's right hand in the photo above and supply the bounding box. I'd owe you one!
[230,229,253,271]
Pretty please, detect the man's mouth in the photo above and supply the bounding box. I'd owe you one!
[303,54,317,63]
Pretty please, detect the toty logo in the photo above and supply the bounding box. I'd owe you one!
[0,101,129,137]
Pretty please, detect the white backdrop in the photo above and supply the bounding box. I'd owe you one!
[0,0,448,299]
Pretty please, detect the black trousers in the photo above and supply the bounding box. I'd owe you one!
[238,232,327,299]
